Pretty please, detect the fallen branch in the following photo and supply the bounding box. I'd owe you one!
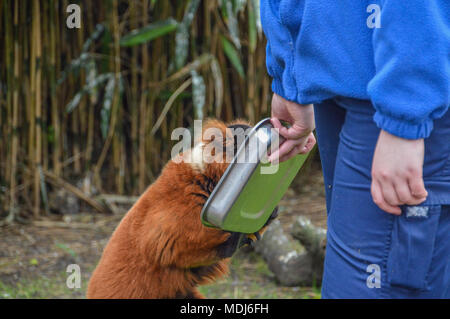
[254,220,316,286]
[96,194,138,214]
[32,214,122,229]
[42,170,109,214]
[96,194,139,205]
[33,220,99,229]
[290,216,327,261]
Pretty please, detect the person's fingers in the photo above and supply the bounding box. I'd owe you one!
[299,133,316,154]
[270,118,309,140]
[394,180,425,206]
[269,133,315,162]
[394,180,414,205]
[275,134,314,162]
[270,117,283,131]
[270,117,283,132]
[371,180,402,215]
[268,138,302,162]
[408,174,428,199]
[380,181,401,207]
[279,143,305,162]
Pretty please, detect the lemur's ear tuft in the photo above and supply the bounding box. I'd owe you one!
[198,119,228,144]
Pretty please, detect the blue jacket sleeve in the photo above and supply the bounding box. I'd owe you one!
[260,0,302,103]
[367,0,450,139]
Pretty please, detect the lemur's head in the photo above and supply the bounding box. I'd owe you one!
[187,119,251,178]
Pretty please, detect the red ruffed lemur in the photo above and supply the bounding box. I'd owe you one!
[87,119,278,299]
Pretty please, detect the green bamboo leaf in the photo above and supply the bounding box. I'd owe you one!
[86,59,98,103]
[175,26,189,70]
[182,0,201,26]
[221,36,245,78]
[66,92,83,114]
[57,52,94,86]
[248,0,257,53]
[65,73,113,113]
[82,24,105,53]
[151,79,192,135]
[101,76,116,139]
[234,0,247,13]
[120,18,178,47]
[210,58,224,117]
[224,0,241,49]
[191,70,205,120]
[252,0,263,36]
[175,0,201,69]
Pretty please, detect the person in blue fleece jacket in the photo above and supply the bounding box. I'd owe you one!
[261,0,450,298]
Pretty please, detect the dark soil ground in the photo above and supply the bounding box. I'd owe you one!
[0,161,326,299]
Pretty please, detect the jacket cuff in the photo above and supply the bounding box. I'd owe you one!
[271,77,300,105]
[373,111,434,139]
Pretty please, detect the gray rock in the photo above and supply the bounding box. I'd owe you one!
[49,189,80,215]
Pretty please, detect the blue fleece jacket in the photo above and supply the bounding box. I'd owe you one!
[261,0,450,139]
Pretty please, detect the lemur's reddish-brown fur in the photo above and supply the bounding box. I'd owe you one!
[87,119,269,299]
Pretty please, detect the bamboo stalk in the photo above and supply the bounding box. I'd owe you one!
[49,0,61,176]
[111,0,124,194]
[138,0,149,192]
[130,1,139,186]
[29,0,43,218]
[93,0,121,192]
[246,53,256,123]
[41,0,49,173]
[4,0,13,194]
[73,10,85,175]
[2,0,10,214]
[85,0,95,169]
[8,0,20,223]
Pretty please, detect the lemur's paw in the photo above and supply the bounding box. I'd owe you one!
[240,206,279,248]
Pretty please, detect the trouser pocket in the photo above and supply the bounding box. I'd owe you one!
[387,205,441,291]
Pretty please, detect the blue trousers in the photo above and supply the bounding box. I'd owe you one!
[315,97,450,299]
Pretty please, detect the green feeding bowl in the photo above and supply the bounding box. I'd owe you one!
[200,118,309,234]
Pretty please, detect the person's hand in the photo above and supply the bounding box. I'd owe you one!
[371,130,428,215]
[268,94,316,163]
